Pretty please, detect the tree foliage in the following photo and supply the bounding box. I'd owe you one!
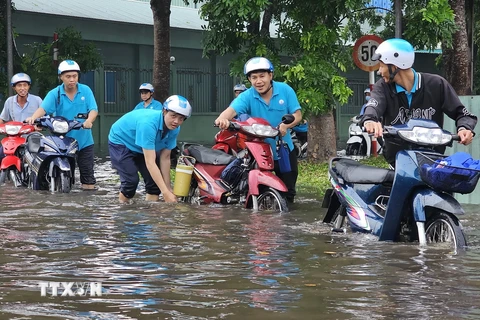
[21,26,103,97]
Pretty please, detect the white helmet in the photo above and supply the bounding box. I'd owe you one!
[163,95,192,119]
[372,38,415,69]
[139,83,154,93]
[58,60,81,75]
[243,57,274,76]
[364,87,371,94]
[11,73,32,86]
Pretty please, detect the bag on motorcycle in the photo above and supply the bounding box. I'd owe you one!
[220,158,244,186]
[277,139,291,173]
[420,152,480,194]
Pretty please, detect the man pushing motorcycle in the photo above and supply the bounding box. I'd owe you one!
[360,38,477,166]
[108,95,192,204]
[215,57,302,203]
[26,60,99,190]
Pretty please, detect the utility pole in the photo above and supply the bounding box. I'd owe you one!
[394,0,402,38]
[6,0,13,96]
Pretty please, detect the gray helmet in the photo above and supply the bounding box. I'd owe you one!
[233,84,247,92]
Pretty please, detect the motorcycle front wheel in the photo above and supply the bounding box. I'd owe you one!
[425,211,467,250]
[346,142,366,156]
[257,187,288,212]
[54,168,71,193]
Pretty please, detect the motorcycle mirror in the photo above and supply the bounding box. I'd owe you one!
[281,114,295,125]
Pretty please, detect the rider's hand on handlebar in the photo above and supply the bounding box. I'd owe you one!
[25,117,35,125]
[214,118,231,130]
[83,119,93,129]
[278,123,288,137]
[457,128,474,145]
[163,190,178,203]
[364,121,383,138]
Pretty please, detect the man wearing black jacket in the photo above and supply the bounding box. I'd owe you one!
[361,38,477,165]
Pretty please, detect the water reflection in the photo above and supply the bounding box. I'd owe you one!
[0,159,480,319]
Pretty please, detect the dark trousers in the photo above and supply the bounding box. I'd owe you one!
[274,148,298,202]
[109,141,160,198]
[77,144,96,185]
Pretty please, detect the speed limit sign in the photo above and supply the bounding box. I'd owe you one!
[352,35,383,72]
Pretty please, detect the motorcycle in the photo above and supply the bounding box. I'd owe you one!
[291,129,307,159]
[345,115,383,159]
[23,114,86,193]
[179,115,295,212]
[322,118,478,251]
[0,121,36,187]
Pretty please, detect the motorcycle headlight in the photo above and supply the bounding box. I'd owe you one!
[398,127,452,145]
[5,125,21,135]
[241,124,279,137]
[52,120,69,134]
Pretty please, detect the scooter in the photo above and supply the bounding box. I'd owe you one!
[23,114,86,193]
[179,115,295,212]
[345,115,383,159]
[0,121,36,187]
[322,118,477,251]
[291,130,307,159]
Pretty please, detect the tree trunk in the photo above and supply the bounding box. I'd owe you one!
[150,0,171,102]
[442,0,471,95]
[307,111,337,163]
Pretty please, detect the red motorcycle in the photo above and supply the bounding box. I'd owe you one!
[0,121,35,186]
[180,115,294,212]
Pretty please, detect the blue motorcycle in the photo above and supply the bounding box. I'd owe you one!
[322,119,480,251]
[22,114,86,193]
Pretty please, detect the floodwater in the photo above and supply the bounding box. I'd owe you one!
[1,158,480,320]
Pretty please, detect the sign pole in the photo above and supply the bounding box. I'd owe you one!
[352,35,383,159]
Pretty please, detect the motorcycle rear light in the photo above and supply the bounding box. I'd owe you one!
[5,125,21,135]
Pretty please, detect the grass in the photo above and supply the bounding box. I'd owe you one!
[172,155,389,199]
[297,156,389,198]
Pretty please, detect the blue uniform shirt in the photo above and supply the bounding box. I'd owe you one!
[133,98,163,111]
[231,81,301,159]
[108,109,179,153]
[42,83,98,150]
[0,94,42,122]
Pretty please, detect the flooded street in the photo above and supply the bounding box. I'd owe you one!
[1,159,480,319]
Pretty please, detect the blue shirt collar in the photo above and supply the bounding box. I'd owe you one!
[395,69,418,94]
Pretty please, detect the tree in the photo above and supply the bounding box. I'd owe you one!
[150,0,172,102]
[21,26,103,97]
[200,0,468,163]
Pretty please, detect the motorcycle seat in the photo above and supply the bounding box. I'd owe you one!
[187,145,236,165]
[333,158,394,184]
[26,133,43,154]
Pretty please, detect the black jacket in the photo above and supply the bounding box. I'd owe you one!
[360,72,477,164]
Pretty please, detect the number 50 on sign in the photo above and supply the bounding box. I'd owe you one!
[352,35,383,72]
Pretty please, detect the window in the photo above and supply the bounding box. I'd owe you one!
[105,71,116,104]
[80,71,95,91]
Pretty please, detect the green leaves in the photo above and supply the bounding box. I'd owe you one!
[21,26,103,97]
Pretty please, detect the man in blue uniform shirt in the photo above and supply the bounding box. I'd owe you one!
[108,95,192,203]
[215,57,302,203]
[26,60,98,190]
[133,83,163,111]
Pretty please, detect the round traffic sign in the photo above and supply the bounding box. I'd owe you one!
[352,35,383,72]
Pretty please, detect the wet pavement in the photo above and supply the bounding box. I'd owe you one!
[0,159,480,319]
